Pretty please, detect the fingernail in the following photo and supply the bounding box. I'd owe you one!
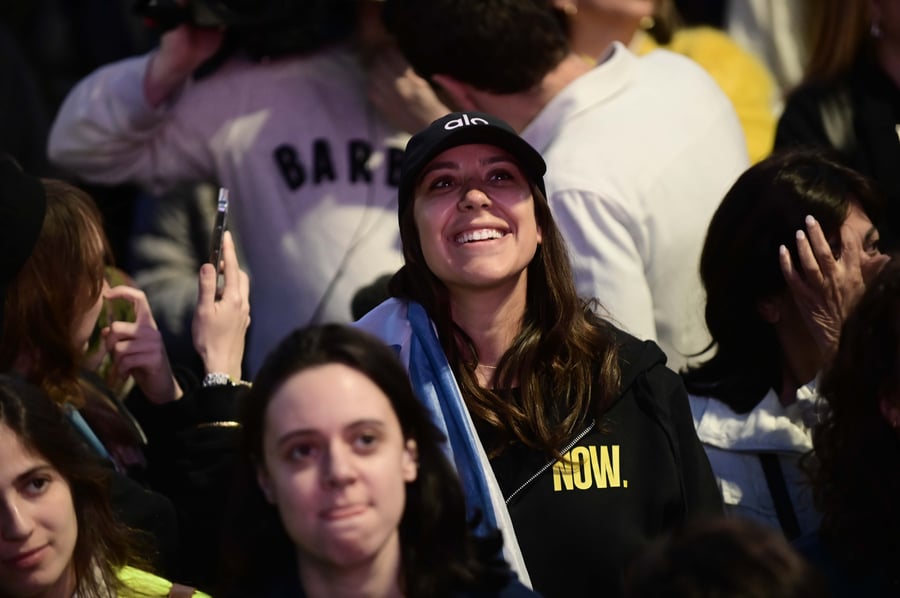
[779,244,788,255]
[796,230,806,240]
[805,215,816,227]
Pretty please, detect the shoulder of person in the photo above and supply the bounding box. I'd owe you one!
[117,566,210,597]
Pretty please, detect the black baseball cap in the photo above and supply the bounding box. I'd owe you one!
[398,111,547,221]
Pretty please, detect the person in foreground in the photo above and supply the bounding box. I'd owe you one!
[624,516,827,598]
[223,323,536,597]
[355,111,722,598]
[0,375,207,597]
[796,258,900,596]
[682,148,889,540]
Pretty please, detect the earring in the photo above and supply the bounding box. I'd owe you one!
[872,19,882,38]
[640,15,655,30]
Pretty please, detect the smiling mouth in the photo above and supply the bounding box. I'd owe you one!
[4,545,47,569]
[455,228,505,244]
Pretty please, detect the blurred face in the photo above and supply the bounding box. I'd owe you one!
[72,278,109,352]
[412,144,542,296]
[258,364,418,572]
[553,0,656,24]
[842,201,888,284]
[575,0,655,19]
[0,424,77,598]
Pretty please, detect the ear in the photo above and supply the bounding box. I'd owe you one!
[537,224,543,245]
[879,397,900,429]
[402,439,419,483]
[256,466,275,504]
[431,74,479,112]
[756,296,781,324]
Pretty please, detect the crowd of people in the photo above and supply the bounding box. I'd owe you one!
[2,0,900,596]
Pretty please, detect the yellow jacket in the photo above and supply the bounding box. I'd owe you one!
[118,566,212,597]
[635,27,777,163]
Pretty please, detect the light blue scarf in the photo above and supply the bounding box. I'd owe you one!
[407,302,499,533]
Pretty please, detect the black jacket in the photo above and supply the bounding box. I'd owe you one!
[486,329,722,598]
[775,56,900,248]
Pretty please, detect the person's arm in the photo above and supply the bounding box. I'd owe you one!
[551,187,657,341]
[143,24,224,108]
[366,46,450,135]
[46,24,223,190]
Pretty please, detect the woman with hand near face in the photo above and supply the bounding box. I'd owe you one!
[224,323,534,598]
[355,112,722,598]
[0,157,252,586]
[683,148,890,541]
[0,375,206,597]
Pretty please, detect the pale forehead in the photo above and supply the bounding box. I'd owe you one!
[264,364,401,435]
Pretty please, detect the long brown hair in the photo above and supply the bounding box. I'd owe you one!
[0,375,147,597]
[0,179,111,407]
[802,0,872,84]
[391,183,620,457]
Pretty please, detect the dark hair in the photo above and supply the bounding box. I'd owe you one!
[391,180,620,457]
[682,148,885,413]
[0,178,111,408]
[225,324,512,597]
[384,0,569,94]
[0,375,142,597]
[624,516,827,598]
[811,258,900,573]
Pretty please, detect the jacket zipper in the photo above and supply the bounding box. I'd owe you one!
[505,420,597,504]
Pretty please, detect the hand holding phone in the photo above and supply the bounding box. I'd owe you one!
[210,187,229,298]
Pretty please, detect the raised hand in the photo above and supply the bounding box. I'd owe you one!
[779,214,882,358]
[366,47,450,135]
[144,20,225,107]
[192,230,251,380]
[103,286,183,404]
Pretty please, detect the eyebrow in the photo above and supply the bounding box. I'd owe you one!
[418,154,519,183]
[865,226,879,244]
[274,419,386,449]
[15,465,53,484]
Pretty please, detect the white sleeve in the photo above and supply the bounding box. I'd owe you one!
[47,54,213,193]
[550,187,657,342]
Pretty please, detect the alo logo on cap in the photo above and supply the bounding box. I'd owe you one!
[444,114,490,130]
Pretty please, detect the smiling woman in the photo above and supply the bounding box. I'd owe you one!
[355,111,723,598]
[222,323,535,598]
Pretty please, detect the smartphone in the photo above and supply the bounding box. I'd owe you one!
[210,188,229,297]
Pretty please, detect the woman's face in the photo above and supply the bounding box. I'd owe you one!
[258,364,418,571]
[412,144,542,296]
[71,229,110,352]
[0,424,78,598]
[842,200,887,284]
[575,0,654,19]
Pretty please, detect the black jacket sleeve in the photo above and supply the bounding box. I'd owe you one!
[125,368,246,588]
